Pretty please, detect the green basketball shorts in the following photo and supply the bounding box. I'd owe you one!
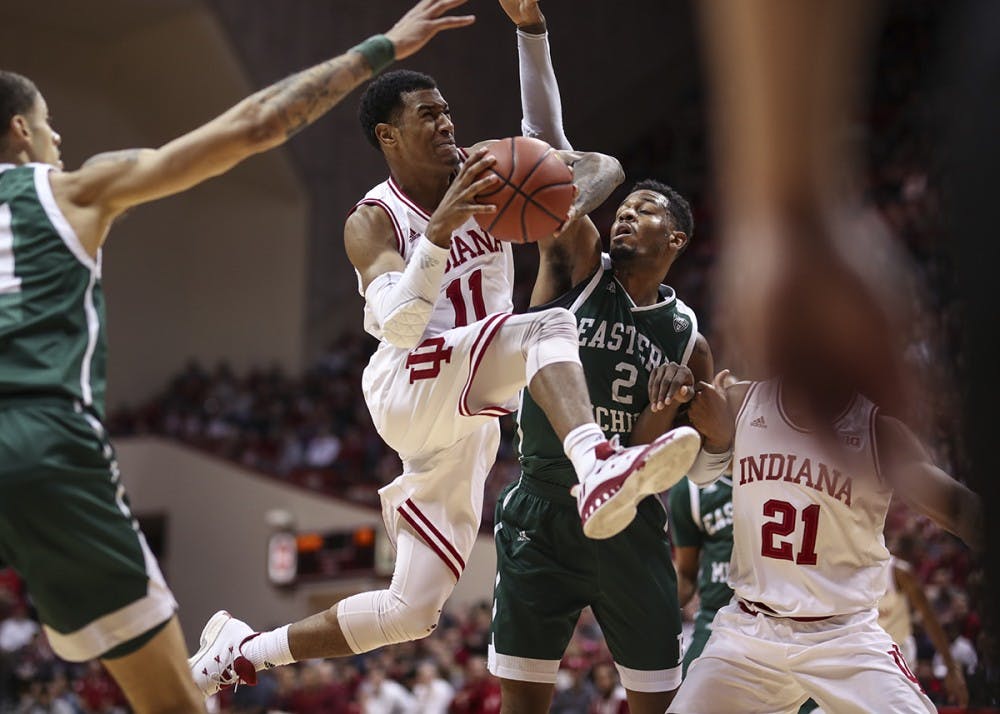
[489,474,682,693]
[0,399,176,661]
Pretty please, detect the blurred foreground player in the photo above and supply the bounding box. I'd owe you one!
[697,0,915,425]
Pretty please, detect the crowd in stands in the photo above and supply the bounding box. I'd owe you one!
[1,576,639,714]
[2,545,995,712]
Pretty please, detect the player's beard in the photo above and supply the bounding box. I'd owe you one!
[609,241,639,264]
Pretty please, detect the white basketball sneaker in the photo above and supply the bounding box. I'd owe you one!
[188,610,259,697]
[573,426,701,539]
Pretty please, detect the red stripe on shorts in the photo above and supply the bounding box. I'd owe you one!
[397,505,461,581]
[460,312,514,417]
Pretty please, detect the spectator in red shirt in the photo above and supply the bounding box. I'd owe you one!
[450,656,500,714]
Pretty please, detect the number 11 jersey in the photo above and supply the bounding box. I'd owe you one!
[351,169,514,345]
[730,379,892,618]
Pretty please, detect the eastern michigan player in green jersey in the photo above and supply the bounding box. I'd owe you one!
[489,177,716,714]
[668,472,734,674]
[0,5,475,710]
[489,9,719,713]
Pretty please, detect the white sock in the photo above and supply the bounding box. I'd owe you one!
[563,423,607,482]
[241,624,294,670]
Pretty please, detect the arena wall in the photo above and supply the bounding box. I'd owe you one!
[116,438,497,652]
[0,2,310,412]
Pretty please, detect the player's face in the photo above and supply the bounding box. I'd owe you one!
[23,94,62,169]
[609,190,675,262]
[394,88,459,169]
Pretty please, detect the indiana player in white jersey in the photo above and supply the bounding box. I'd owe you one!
[651,371,983,713]
[189,66,701,696]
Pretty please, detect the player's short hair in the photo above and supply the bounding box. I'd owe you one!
[0,71,39,150]
[631,178,694,241]
[358,69,438,151]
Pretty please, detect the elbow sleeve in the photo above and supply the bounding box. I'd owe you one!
[365,237,449,349]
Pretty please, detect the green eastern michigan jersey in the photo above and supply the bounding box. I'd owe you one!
[517,254,698,488]
[0,164,107,417]
[668,475,734,614]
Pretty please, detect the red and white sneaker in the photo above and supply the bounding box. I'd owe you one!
[573,426,700,540]
[188,610,259,697]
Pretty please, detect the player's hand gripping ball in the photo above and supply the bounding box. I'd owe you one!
[473,137,574,243]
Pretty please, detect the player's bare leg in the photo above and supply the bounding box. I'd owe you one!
[524,360,594,440]
[626,688,676,714]
[285,608,354,659]
[499,679,555,714]
[101,616,206,714]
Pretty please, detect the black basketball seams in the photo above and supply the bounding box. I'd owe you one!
[472,138,572,241]
[485,140,570,241]
[492,138,523,236]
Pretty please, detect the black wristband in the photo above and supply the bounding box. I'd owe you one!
[352,35,395,76]
[517,22,547,36]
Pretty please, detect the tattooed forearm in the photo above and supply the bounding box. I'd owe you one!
[567,152,625,217]
[82,149,144,169]
[250,52,371,140]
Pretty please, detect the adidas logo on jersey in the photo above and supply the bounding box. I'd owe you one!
[673,315,690,332]
[750,415,767,428]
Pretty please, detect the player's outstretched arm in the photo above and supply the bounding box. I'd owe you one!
[54,0,476,250]
[527,148,621,306]
[894,564,969,707]
[499,0,546,34]
[500,0,615,308]
[556,149,622,223]
[674,546,701,607]
[500,0,571,152]
[668,482,704,608]
[876,414,983,552]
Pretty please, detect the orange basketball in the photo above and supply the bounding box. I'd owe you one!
[474,137,574,243]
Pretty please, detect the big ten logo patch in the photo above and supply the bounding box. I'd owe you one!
[841,431,863,450]
[406,337,454,382]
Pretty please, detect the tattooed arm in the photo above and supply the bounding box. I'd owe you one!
[527,149,623,305]
[51,0,475,254]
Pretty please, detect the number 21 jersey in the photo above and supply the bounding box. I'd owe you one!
[729,380,892,618]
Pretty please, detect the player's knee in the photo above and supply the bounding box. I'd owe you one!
[535,307,576,336]
[524,307,581,380]
[338,587,448,652]
[383,588,446,643]
[401,597,444,641]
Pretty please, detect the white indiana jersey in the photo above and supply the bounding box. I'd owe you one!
[729,380,892,618]
[879,556,914,647]
[352,170,515,344]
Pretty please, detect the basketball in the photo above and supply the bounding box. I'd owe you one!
[473,136,574,243]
